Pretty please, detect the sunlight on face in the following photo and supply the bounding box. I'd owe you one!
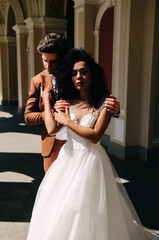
[72,61,91,92]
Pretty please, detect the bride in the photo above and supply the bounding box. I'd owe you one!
[27,49,158,240]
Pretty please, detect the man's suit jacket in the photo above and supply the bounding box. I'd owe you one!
[24,69,56,157]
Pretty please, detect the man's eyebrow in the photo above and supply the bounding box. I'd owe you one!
[41,58,58,61]
[72,67,87,70]
[50,59,58,62]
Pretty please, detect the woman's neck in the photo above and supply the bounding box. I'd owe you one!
[79,90,90,101]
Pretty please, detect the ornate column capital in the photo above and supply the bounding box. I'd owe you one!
[12,24,28,35]
[42,17,67,30]
[24,17,45,30]
[24,17,67,31]
[73,0,104,7]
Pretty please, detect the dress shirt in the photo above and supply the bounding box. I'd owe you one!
[50,74,67,141]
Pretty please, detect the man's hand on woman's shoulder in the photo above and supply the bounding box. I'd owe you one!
[104,94,120,118]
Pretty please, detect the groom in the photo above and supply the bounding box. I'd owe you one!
[24,32,120,173]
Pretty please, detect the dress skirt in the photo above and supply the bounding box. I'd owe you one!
[27,136,158,240]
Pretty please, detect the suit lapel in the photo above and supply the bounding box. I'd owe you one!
[40,69,52,88]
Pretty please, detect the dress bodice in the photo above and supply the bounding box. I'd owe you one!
[69,106,101,128]
[66,104,104,149]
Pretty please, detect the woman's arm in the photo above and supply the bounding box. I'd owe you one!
[54,107,111,144]
[41,85,63,135]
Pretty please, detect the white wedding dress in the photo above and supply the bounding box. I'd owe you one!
[27,104,158,240]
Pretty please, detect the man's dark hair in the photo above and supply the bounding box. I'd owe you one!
[37,32,67,58]
[57,48,110,108]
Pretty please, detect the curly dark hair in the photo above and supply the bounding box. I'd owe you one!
[37,32,67,58]
[57,48,110,108]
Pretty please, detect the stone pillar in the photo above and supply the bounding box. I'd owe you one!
[74,2,85,49]
[24,17,45,80]
[73,0,96,56]
[8,36,18,104]
[125,0,156,160]
[0,36,10,104]
[12,24,28,109]
[107,0,131,159]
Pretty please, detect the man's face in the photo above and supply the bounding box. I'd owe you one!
[42,53,59,75]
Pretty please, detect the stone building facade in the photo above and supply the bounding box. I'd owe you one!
[0,0,158,162]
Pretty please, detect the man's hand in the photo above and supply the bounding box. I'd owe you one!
[105,94,120,115]
[54,99,70,112]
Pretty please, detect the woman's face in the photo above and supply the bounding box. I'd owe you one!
[71,61,91,92]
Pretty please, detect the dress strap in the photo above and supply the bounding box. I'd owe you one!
[99,101,105,112]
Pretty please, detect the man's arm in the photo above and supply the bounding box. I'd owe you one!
[24,77,45,125]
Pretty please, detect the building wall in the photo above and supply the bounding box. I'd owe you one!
[0,0,158,161]
[74,0,159,161]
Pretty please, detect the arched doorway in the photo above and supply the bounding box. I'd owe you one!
[99,7,114,93]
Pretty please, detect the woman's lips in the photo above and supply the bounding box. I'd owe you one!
[76,81,84,86]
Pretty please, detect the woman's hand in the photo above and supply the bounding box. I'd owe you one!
[40,85,53,103]
[54,106,70,125]
[105,94,120,115]
[54,99,70,112]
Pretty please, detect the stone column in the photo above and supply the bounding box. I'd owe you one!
[24,17,45,81]
[12,24,28,109]
[8,36,18,104]
[73,0,96,56]
[0,36,10,104]
[107,0,131,159]
[74,2,85,49]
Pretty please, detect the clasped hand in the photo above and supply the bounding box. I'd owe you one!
[54,107,70,126]
[53,99,70,125]
[40,85,70,125]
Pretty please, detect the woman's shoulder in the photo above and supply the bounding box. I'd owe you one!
[98,101,105,112]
